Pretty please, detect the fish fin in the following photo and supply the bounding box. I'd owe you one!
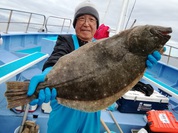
[5,81,35,108]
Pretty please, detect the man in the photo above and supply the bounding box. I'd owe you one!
[27,1,162,133]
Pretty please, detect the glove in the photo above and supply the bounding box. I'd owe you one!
[146,51,161,69]
[146,47,166,69]
[49,87,59,110]
[94,24,110,39]
[27,67,56,105]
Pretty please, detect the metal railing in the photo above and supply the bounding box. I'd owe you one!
[0,8,72,33]
[45,16,72,33]
[162,43,178,68]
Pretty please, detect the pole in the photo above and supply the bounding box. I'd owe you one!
[116,0,129,33]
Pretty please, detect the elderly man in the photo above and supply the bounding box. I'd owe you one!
[27,1,162,133]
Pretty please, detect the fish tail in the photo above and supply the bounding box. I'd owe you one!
[5,81,36,108]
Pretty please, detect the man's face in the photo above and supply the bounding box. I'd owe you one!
[75,15,97,42]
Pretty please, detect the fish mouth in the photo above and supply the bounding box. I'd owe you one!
[150,27,172,41]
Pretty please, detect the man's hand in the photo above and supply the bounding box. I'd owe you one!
[146,47,166,69]
[27,67,56,105]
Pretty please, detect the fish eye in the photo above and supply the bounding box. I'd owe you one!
[154,36,159,40]
[153,36,160,43]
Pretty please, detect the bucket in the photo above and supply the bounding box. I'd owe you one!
[14,126,40,133]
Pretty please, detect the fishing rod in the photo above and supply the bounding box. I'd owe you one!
[125,0,137,29]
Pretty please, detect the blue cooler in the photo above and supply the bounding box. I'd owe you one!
[116,90,169,114]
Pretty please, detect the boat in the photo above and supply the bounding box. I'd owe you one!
[0,2,178,133]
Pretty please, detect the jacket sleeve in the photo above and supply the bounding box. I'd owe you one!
[42,35,74,71]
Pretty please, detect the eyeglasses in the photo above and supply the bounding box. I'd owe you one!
[77,16,97,24]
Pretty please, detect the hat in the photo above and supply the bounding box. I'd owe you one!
[73,1,99,29]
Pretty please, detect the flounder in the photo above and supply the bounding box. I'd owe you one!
[5,25,172,112]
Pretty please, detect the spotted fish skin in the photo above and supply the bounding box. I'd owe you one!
[5,25,172,112]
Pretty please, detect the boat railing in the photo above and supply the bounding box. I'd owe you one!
[45,16,72,33]
[0,8,72,34]
[162,43,178,68]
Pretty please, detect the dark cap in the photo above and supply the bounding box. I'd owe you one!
[73,2,99,29]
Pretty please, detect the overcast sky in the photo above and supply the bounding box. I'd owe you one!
[0,0,178,42]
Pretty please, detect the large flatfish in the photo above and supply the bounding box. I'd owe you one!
[5,25,172,112]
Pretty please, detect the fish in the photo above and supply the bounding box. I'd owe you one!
[5,25,172,112]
